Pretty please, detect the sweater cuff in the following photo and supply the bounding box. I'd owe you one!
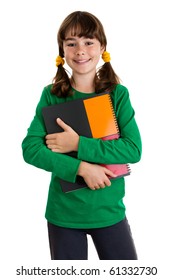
[54,155,82,183]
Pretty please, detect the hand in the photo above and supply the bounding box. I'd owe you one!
[45,118,79,153]
[77,162,117,190]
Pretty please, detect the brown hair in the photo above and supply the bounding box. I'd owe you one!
[51,11,120,97]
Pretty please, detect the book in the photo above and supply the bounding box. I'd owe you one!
[42,93,131,192]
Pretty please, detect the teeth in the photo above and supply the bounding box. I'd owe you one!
[75,60,88,63]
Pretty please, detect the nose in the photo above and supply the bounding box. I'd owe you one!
[76,45,85,56]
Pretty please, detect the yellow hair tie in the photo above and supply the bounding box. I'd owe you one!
[102,51,111,63]
[56,55,65,67]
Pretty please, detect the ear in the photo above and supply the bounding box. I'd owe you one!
[100,45,105,55]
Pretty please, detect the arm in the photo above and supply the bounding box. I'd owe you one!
[21,86,81,183]
[77,85,142,164]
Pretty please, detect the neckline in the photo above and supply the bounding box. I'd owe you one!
[71,87,95,95]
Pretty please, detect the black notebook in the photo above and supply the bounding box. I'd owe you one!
[42,93,130,192]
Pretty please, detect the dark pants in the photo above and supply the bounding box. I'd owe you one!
[47,217,137,260]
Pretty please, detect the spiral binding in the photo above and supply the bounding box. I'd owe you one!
[106,93,120,136]
[127,164,131,175]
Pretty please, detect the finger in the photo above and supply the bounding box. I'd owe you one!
[46,139,54,144]
[45,133,57,140]
[99,184,106,189]
[104,177,112,187]
[104,168,117,178]
[88,184,99,191]
[47,144,58,149]
[89,186,96,191]
[56,118,70,131]
[105,181,111,187]
[51,148,62,153]
[96,183,105,189]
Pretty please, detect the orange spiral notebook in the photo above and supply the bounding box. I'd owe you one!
[42,93,131,192]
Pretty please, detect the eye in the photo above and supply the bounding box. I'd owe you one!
[85,41,94,46]
[67,43,76,47]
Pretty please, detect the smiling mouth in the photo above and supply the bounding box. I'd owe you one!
[74,59,91,64]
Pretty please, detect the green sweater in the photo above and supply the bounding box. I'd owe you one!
[22,84,142,228]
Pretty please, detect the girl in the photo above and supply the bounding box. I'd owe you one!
[22,11,142,260]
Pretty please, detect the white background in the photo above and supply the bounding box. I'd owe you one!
[0,0,173,279]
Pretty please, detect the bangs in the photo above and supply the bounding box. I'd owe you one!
[66,21,97,39]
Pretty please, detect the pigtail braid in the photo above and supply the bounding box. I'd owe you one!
[51,65,72,97]
[95,62,121,93]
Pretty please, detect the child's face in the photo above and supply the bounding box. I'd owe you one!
[63,30,105,76]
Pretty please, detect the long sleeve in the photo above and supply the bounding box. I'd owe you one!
[22,86,81,183]
[77,85,142,164]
